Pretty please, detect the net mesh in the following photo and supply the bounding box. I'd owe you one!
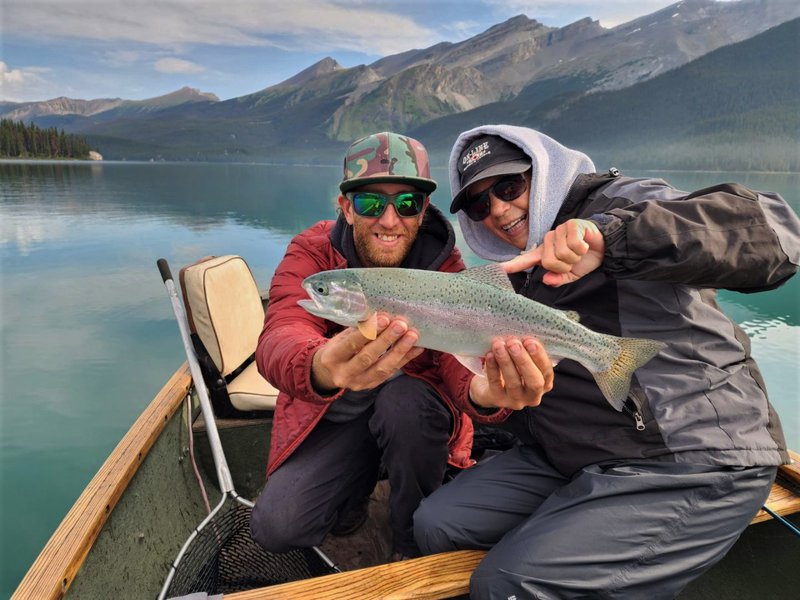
[165,500,335,598]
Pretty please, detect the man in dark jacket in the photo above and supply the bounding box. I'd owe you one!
[413,125,800,598]
[250,131,550,560]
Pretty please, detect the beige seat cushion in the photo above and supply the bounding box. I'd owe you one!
[226,362,278,411]
[182,255,276,411]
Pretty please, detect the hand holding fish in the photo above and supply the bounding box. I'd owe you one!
[470,337,555,410]
[310,313,424,393]
[502,219,605,287]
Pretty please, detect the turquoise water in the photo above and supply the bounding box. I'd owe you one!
[1,161,798,595]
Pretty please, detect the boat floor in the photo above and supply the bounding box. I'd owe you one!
[319,479,394,570]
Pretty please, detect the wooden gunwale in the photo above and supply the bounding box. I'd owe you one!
[227,549,488,600]
[752,449,800,523]
[12,364,192,600]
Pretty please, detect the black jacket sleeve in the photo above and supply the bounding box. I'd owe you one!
[591,179,800,292]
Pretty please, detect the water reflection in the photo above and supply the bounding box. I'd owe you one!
[719,280,800,328]
[1,161,343,234]
[625,169,800,213]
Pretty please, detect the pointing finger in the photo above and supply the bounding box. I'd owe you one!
[501,246,542,273]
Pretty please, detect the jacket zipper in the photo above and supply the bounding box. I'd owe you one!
[520,270,535,296]
[623,398,645,431]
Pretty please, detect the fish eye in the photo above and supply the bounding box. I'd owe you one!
[315,283,328,295]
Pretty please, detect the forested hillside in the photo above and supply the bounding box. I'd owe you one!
[416,18,799,172]
[544,17,800,171]
[0,119,94,159]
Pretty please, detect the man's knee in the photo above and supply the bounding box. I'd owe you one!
[372,376,450,436]
[251,498,300,552]
[469,563,511,600]
[413,495,458,555]
[470,553,546,600]
[250,487,327,552]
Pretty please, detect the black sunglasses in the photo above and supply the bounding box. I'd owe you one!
[463,174,528,221]
[346,190,426,218]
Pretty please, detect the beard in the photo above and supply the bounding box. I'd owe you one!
[351,218,419,267]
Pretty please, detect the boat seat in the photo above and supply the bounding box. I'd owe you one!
[180,255,277,415]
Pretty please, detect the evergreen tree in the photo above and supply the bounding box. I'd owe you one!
[0,119,94,159]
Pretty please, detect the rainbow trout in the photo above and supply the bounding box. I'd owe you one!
[298,264,664,411]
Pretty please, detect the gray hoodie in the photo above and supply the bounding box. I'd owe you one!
[450,124,595,262]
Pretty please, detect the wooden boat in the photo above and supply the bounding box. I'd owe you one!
[12,360,800,599]
[13,255,800,599]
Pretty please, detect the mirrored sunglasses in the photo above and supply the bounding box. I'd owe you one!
[347,191,426,218]
[463,174,528,221]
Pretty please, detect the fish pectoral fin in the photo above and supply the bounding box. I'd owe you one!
[454,354,485,376]
[357,313,378,340]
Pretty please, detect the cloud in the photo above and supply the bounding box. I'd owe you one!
[1,62,26,85]
[0,61,51,101]
[154,58,206,74]
[5,0,439,56]
[442,20,483,40]
[102,50,146,67]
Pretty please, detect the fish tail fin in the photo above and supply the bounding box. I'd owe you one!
[593,337,665,411]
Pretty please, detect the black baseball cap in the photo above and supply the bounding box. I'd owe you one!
[450,135,531,213]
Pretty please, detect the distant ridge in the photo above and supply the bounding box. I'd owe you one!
[0,97,125,120]
[546,17,800,171]
[279,57,346,87]
[413,17,800,172]
[3,0,796,169]
[1,87,218,122]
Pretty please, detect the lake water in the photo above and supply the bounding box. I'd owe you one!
[1,161,798,595]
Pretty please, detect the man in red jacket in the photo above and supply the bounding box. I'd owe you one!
[250,131,551,560]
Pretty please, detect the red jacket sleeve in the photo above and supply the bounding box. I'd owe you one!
[434,353,511,424]
[256,222,346,405]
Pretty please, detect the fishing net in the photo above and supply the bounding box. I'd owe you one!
[164,501,336,598]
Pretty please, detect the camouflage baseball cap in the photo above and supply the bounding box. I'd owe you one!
[340,132,437,194]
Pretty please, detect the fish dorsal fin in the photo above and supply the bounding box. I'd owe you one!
[563,310,580,322]
[460,263,515,292]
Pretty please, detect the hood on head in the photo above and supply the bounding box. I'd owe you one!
[448,125,595,263]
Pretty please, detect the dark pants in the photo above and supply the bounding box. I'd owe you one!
[414,444,776,599]
[251,375,452,556]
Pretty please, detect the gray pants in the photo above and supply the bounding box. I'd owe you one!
[413,444,776,599]
[251,375,452,556]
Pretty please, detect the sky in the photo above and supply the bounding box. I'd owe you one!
[2,0,715,103]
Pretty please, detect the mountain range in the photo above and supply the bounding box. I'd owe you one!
[2,0,798,170]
